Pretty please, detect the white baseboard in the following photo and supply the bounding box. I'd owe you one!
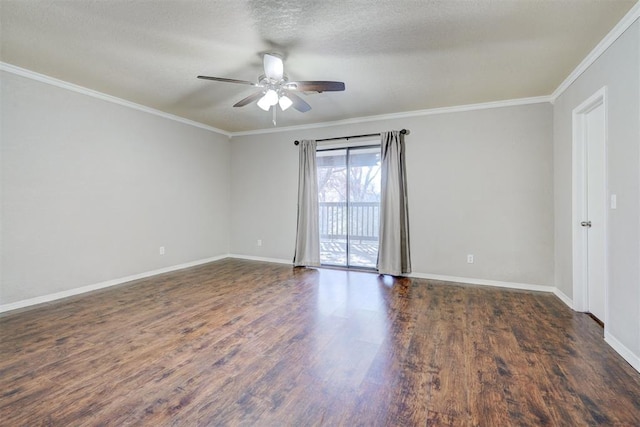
[225,259,558,296]
[4,253,637,376]
[605,331,640,373]
[1,254,570,314]
[410,272,575,311]
[552,287,574,309]
[409,271,554,293]
[227,253,292,265]
[226,257,556,297]
[224,261,559,303]
[0,255,227,313]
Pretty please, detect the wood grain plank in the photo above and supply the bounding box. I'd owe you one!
[1,258,639,425]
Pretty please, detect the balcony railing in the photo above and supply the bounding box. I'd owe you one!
[319,201,379,241]
[319,201,379,267]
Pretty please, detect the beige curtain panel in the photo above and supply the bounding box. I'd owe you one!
[377,130,411,275]
[293,139,321,267]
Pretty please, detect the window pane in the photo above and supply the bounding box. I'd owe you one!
[348,147,380,268]
[317,146,380,269]
[317,150,347,266]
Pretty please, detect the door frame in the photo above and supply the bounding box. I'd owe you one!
[317,143,381,269]
[571,86,609,321]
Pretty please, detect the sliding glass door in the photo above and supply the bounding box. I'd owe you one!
[317,145,381,268]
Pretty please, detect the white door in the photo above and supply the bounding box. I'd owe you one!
[585,102,606,322]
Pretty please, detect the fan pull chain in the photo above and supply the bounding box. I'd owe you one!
[272,105,277,126]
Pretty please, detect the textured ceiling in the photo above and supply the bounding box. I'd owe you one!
[1,0,636,133]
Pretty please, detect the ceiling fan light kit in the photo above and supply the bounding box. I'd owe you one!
[257,88,281,111]
[197,53,345,124]
[278,95,293,111]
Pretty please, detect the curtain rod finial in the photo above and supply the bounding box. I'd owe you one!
[294,140,300,145]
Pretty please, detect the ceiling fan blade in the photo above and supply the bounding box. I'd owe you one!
[233,91,264,107]
[197,76,258,86]
[285,81,345,92]
[263,53,284,81]
[287,92,311,113]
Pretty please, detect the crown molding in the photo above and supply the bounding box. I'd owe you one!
[230,95,552,138]
[551,1,640,102]
[6,0,637,139]
[1,60,548,139]
[0,62,232,137]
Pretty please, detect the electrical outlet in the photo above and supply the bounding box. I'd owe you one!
[467,254,474,264]
[257,239,262,247]
[159,246,165,255]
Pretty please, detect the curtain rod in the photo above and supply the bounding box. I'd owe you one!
[293,129,408,145]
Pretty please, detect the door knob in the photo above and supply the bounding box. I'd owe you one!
[581,221,592,227]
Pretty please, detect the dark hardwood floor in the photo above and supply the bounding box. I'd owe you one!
[1,258,640,426]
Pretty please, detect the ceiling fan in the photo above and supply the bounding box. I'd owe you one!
[197,53,345,118]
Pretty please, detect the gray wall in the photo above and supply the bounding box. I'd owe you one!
[230,102,555,287]
[2,18,637,367]
[553,21,640,361]
[1,71,231,304]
